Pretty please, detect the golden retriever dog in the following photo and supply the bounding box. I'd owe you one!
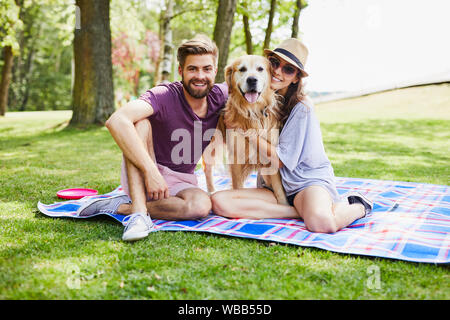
[204,55,288,205]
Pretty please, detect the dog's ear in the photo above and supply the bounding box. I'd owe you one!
[225,65,233,90]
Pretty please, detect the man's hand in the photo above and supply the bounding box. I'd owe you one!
[143,168,170,201]
[106,99,171,200]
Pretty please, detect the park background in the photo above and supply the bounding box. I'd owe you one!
[1,0,449,117]
[0,0,449,299]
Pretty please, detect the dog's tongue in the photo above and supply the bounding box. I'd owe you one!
[244,92,259,103]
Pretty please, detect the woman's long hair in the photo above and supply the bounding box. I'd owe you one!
[278,74,306,126]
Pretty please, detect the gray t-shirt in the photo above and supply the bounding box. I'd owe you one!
[270,99,340,202]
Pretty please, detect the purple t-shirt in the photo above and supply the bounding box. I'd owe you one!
[139,81,228,174]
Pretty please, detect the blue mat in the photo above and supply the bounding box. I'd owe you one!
[38,172,450,264]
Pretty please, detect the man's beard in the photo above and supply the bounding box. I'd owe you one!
[181,76,213,99]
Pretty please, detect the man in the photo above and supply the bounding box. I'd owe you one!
[76,35,228,241]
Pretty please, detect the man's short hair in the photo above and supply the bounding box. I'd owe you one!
[177,35,218,68]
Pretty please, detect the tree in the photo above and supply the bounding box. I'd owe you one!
[9,1,41,111]
[0,46,14,116]
[70,0,114,126]
[5,0,74,112]
[241,1,253,54]
[154,0,212,84]
[0,0,21,116]
[112,30,160,96]
[291,0,308,38]
[157,0,174,84]
[109,0,159,101]
[262,0,277,51]
[213,0,238,83]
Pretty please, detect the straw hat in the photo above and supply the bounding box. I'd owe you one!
[264,38,309,77]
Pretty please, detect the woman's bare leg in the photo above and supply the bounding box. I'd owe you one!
[211,188,300,219]
[292,185,365,233]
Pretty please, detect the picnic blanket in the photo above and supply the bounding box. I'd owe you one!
[37,171,450,264]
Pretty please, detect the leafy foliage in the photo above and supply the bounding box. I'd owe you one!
[110,0,161,102]
[0,0,22,52]
[3,0,309,111]
[6,0,74,111]
[231,0,304,58]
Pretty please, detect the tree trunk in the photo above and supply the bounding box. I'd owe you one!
[160,0,174,83]
[292,0,307,38]
[153,10,164,86]
[19,22,40,111]
[0,46,14,116]
[213,0,238,83]
[153,0,174,85]
[242,1,253,54]
[70,0,114,126]
[7,0,25,110]
[19,48,35,111]
[263,0,277,51]
[133,69,140,96]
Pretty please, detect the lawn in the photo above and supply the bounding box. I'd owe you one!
[0,84,449,299]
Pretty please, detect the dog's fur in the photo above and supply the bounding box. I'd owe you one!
[204,55,288,205]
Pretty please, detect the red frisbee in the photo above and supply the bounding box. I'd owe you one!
[57,188,98,200]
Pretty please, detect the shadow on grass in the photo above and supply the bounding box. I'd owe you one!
[0,125,121,203]
[0,123,108,151]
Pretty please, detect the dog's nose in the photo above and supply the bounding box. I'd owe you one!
[246,77,257,88]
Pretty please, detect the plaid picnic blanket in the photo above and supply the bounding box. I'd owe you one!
[38,171,450,264]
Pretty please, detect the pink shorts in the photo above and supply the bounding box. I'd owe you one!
[120,160,199,200]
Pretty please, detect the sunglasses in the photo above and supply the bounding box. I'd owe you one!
[268,56,298,76]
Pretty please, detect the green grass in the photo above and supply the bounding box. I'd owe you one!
[1,84,449,299]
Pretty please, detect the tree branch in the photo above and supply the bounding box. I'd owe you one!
[168,7,209,21]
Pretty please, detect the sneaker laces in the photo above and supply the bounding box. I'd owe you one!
[123,213,153,231]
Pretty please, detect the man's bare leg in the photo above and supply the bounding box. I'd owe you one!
[122,119,155,214]
[117,119,211,220]
[124,158,147,214]
[118,187,211,220]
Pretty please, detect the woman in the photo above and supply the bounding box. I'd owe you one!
[211,38,373,233]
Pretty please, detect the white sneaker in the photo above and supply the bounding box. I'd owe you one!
[76,194,130,217]
[122,213,154,242]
